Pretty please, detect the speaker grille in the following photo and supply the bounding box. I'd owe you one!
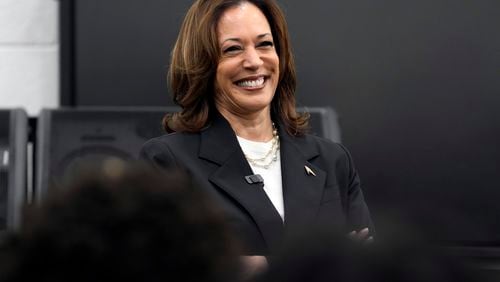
[36,107,176,201]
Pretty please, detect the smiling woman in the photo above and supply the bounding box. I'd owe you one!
[166,0,302,135]
[215,2,280,118]
[141,0,374,266]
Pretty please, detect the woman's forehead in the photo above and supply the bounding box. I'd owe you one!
[217,3,271,39]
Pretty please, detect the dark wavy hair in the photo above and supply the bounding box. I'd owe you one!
[166,0,309,135]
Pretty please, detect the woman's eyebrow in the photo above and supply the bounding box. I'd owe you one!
[221,37,242,44]
[221,33,272,44]
[257,33,272,39]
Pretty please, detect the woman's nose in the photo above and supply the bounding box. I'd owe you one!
[242,48,264,69]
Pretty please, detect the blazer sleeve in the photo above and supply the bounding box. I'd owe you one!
[337,143,375,235]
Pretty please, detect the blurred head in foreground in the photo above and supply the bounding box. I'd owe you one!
[0,161,239,282]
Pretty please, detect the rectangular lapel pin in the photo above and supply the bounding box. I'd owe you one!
[304,165,316,176]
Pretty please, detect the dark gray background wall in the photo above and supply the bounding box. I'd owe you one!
[67,0,500,244]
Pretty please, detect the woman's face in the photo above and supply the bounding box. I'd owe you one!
[215,2,280,115]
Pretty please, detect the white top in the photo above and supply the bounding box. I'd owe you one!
[237,136,284,221]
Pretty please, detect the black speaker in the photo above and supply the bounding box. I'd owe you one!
[35,107,177,201]
[0,109,28,232]
[298,107,341,143]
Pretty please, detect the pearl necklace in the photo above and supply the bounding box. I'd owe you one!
[244,123,280,169]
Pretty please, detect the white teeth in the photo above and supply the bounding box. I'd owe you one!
[237,77,265,88]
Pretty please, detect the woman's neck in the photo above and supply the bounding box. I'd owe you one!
[218,107,274,142]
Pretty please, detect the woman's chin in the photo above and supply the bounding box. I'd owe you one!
[235,94,274,112]
[240,101,273,113]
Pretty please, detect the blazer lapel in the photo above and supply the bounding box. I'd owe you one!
[199,114,284,252]
[279,125,327,236]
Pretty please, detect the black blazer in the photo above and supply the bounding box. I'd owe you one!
[140,114,373,255]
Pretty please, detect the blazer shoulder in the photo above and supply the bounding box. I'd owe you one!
[300,134,359,179]
[139,132,199,168]
[142,131,199,149]
[303,134,351,160]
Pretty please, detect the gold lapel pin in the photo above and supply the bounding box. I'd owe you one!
[304,165,316,176]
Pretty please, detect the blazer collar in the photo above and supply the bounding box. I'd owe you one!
[199,114,284,253]
[198,113,322,163]
[198,113,240,165]
[277,124,327,237]
[198,113,327,252]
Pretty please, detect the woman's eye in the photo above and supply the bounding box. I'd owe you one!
[223,46,242,53]
[258,41,274,48]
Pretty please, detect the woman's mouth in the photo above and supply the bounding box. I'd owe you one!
[235,76,265,89]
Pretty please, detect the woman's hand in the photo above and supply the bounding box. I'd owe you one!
[348,227,374,244]
[240,255,268,280]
